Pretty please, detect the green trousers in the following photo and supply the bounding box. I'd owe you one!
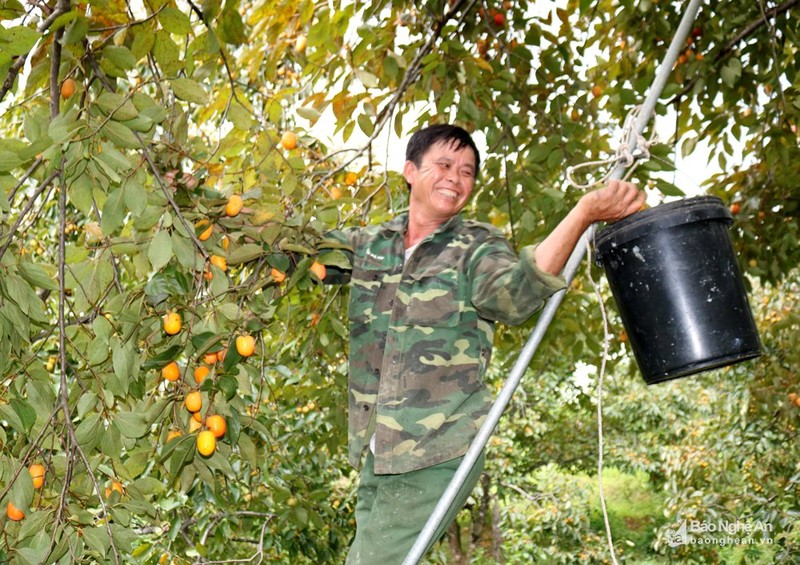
[345,450,486,565]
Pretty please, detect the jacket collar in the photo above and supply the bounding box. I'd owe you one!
[382,212,464,237]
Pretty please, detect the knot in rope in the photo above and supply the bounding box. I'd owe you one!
[566,105,659,190]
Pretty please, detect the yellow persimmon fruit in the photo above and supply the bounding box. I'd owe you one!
[310,260,326,281]
[6,502,24,521]
[206,414,227,438]
[225,194,244,217]
[60,78,76,99]
[193,365,210,384]
[330,186,343,200]
[188,417,203,433]
[185,391,203,413]
[203,352,218,365]
[197,430,217,457]
[197,220,214,241]
[271,268,286,283]
[280,131,297,150]
[29,464,45,489]
[166,429,183,442]
[162,361,181,382]
[210,255,227,272]
[105,481,124,499]
[236,335,256,357]
[344,171,358,186]
[163,312,182,335]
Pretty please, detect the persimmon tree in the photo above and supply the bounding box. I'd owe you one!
[0,0,797,563]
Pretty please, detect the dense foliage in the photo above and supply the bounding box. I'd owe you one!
[0,0,797,563]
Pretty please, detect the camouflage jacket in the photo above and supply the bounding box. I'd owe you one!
[328,213,565,474]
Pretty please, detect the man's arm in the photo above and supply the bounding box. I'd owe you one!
[534,180,645,276]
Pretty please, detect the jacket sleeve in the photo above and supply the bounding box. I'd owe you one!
[468,231,566,326]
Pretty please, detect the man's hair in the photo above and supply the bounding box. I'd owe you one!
[404,124,481,189]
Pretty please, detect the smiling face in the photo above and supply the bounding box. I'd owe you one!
[404,140,477,226]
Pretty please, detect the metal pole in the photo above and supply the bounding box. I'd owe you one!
[402,1,703,562]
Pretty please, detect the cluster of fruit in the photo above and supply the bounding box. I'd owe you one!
[160,314,258,457]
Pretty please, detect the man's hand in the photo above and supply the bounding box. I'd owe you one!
[577,180,646,225]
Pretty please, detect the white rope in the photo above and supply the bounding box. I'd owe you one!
[585,237,620,565]
[566,105,659,190]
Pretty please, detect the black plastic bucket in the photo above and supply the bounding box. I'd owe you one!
[594,196,761,384]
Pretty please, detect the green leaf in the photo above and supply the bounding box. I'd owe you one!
[100,187,125,235]
[111,341,134,395]
[77,392,99,418]
[318,249,351,270]
[217,373,238,400]
[0,405,25,434]
[87,339,109,365]
[357,113,374,136]
[131,25,156,60]
[0,150,21,171]
[153,30,182,74]
[159,7,193,35]
[10,398,36,433]
[654,178,685,197]
[0,25,40,58]
[218,4,245,45]
[171,78,208,105]
[0,0,24,20]
[95,92,139,121]
[355,69,379,88]
[17,515,52,550]
[102,120,140,148]
[141,344,183,370]
[296,106,321,122]
[103,45,137,71]
[75,413,103,449]
[130,476,165,496]
[17,261,58,290]
[67,173,94,215]
[171,230,198,270]
[114,411,150,438]
[61,15,88,45]
[228,103,254,130]
[191,331,223,352]
[149,230,173,271]
[227,243,265,265]
[681,135,698,158]
[82,526,111,557]
[720,62,741,87]
[5,273,33,315]
[237,432,258,467]
[123,175,147,216]
[168,436,196,478]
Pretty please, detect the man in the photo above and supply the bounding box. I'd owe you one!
[324,124,645,563]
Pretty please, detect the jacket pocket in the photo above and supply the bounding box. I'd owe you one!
[403,268,462,327]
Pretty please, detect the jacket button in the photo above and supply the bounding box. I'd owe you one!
[363,404,370,411]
